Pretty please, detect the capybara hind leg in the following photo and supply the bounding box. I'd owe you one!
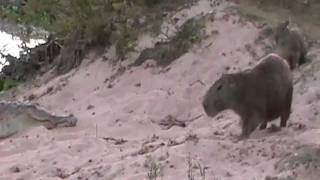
[289,59,296,70]
[281,87,293,127]
[259,121,267,130]
[280,114,289,127]
[299,55,306,65]
[280,107,290,127]
[240,117,259,139]
[247,118,260,135]
[240,119,250,139]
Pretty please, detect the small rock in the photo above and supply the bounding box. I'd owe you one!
[10,166,21,173]
[226,171,232,177]
[172,17,180,24]
[135,83,141,87]
[211,29,219,35]
[138,16,146,25]
[27,94,36,101]
[102,56,108,61]
[87,105,95,110]
[46,86,54,93]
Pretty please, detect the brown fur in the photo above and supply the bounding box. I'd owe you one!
[273,20,307,70]
[202,54,293,138]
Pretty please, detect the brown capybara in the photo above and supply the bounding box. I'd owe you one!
[273,20,307,70]
[202,53,293,139]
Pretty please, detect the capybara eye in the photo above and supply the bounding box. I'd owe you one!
[217,85,222,91]
[203,103,208,110]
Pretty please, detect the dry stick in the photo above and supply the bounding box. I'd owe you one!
[186,114,204,122]
[153,114,204,130]
[189,80,206,86]
[95,123,98,138]
[102,137,128,145]
[204,42,213,48]
[160,26,171,40]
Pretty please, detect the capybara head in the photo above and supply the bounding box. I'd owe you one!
[202,74,239,117]
[274,20,289,43]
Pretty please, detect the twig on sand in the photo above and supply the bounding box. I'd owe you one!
[151,114,203,130]
[168,134,199,147]
[132,142,165,156]
[102,137,128,145]
[96,124,98,138]
[189,80,206,86]
[204,42,213,48]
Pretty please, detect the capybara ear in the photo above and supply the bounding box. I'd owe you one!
[221,73,230,78]
[284,19,289,27]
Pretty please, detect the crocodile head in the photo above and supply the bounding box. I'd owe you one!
[46,114,78,129]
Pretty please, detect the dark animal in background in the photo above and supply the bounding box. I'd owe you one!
[273,20,307,70]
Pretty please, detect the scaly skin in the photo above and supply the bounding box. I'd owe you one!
[0,101,77,139]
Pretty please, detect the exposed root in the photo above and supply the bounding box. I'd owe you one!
[102,137,128,145]
[168,134,199,147]
[132,142,165,156]
[189,80,206,86]
[151,114,203,130]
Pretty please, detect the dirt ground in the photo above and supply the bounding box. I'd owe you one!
[1,0,320,179]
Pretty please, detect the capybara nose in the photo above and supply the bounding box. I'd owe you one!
[203,102,208,112]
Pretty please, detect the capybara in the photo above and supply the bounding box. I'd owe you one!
[202,53,293,139]
[273,20,307,70]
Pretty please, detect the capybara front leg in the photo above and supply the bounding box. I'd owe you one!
[281,87,293,127]
[259,120,267,130]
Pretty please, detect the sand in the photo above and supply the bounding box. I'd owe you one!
[1,0,320,179]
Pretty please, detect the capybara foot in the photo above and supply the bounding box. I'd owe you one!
[267,124,281,133]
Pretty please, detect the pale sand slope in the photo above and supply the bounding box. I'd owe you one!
[1,0,320,179]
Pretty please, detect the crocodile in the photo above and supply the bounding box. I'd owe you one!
[0,101,77,139]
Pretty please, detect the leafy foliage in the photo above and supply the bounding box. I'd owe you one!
[133,16,205,67]
[0,0,195,60]
[0,77,18,91]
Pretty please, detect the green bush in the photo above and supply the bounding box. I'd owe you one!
[0,0,197,61]
[113,24,138,60]
[0,77,18,91]
[174,16,205,51]
[133,16,205,67]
